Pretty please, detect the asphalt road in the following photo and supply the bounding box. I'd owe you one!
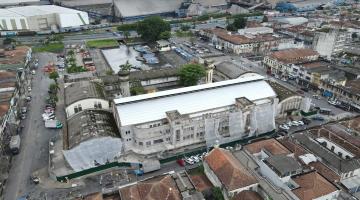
[3,53,60,200]
[1,32,121,44]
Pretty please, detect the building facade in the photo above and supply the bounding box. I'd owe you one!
[113,73,277,157]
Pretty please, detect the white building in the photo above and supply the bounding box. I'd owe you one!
[64,81,109,118]
[238,27,274,35]
[0,0,40,6]
[113,73,278,157]
[312,30,351,60]
[0,5,89,32]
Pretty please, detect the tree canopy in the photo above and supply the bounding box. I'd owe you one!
[137,16,171,42]
[120,60,132,71]
[178,63,206,86]
[49,71,59,82]
[227,15,247,31]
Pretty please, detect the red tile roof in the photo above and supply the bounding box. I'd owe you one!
[269,48,319,64]
[292,171,338,200]
[308,162,340,182]
[0,102,10,118]
[204,148,257,191]
[119,175,181,200]
[233,190,263,200]
[76,192,103,200]
[205,28,278,45]
[245,138,291,155]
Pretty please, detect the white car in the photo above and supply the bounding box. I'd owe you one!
[28,86,32,92]
[328,100,338,105]
[286,121,293,127]
[279,124,290,130]
[191,156,200,163]
[185,157,194,165]
[297,121,304,126]
[291,121,301,126]
[31,70,36,75]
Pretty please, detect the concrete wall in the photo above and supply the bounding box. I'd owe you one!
[65,98,109,118]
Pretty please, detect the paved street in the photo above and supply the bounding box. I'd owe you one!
[3,53,60,200]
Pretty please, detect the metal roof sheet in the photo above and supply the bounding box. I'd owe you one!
[115,74,276,126]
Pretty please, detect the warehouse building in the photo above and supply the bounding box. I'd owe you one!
[113,73,278,157]
[114,0,183,20]
[0,0,41,6]
[0,5,89,32]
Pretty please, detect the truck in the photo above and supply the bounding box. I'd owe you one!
[9,135,20,155]
[45,120,63,129]
[132,160,161,176]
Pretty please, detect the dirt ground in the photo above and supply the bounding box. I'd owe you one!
[190,174,213,192]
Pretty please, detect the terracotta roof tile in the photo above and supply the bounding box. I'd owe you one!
[308,162,340,182]
[204,148,257,191]
[292,171,338,200]
[245,138,291,155]
[233,190,263,200]
[0,102,10,118]
[269,48,319,64]
[119,175,181,200]
[205,28,279,45]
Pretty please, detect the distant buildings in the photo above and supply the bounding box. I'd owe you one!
[0,5,89,32]
[199,28,294,55]
[0,46,32,152]
[312,30,351,60]
[263,48,319,78]
[113,73,277,157]
[114,0,183,20]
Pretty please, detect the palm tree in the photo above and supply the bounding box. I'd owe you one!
[119,60,132,71]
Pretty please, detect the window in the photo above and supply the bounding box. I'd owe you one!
[139,142,143,146]
[74,107,79,113]
[125,130,130,135]
[146,141,151,147]
[153,139,163,144]
[166,137,170,141]
[78,105,82,112]
[176,130,180,141]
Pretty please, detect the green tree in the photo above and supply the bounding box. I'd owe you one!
[3,37,16,45]
[137,16,171,42]
[180,24,191,31]
[263,15,269,22]
[49,71,59,83]
[49,83,59,92]
[123,31,130,39]
[130,80,145,95]
[120,60,132,71]
[212,187,224,200]
[232,15,247,29]
[178,63,206,86]
[159,31,171,40]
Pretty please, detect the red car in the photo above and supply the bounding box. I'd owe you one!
[176,159,185,167]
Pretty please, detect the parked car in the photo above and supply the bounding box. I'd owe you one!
[191,155,200,163]
[302,118,311,125]
[279,124,290,130]
[27,86,32,92]
[312,95,320,99]
[177,159,185,166]
[20,114,26,120]
[312,116,325,121]
[300,87,309,92]
[21,107,27,114]
[25,96,32,101]
[286,121,293,127]
[328,100,338,105]
[296,121,304,126]
[185,157,194,165]
[291,121,301,126]
[296,90,304,94]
